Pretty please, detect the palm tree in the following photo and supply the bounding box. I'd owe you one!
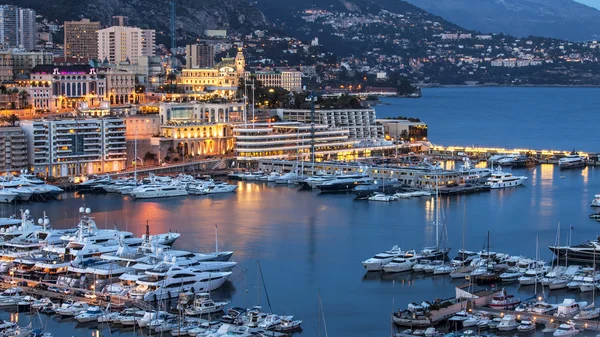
[18,91,29,108]
[2,114,20,126]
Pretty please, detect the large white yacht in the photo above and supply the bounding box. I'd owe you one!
[130,184,189,199]
[362,246,404,271]
[558,152,585,169]
[129,262,232,301]
[592,195,600,207]
[486,170,527,189]
[0,188,18,203]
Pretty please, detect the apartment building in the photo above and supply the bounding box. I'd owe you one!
[280,108,383,140]
[21,117,127,177]
[0,126,28,172]
[98,26,156,65]
[64,19,101,59]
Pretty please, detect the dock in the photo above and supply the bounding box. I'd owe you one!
[472,306,600,332]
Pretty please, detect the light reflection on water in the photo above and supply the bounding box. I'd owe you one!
[0,162,599,336]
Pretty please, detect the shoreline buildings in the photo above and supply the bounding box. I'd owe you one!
[21,117,127,177]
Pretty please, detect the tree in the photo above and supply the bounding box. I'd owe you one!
[143,151,157,164]
[1,114,20,126]
[400,130,409,141]
[18,91,30,107]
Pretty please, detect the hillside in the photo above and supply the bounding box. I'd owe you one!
[401,0,600,41]
[8,0,267,42]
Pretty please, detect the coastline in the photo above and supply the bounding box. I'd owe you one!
[416,83,600,88]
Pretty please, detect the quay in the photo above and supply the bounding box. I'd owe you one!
[428,144,600,165]
[471,306,600,332]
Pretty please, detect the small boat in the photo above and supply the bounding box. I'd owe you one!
[553,323,579,337]
[368,193,397,202]
[75,306,103,323]
[489,288,521,310]
[184,293,229,315]
[362,245,405,271]
[517,320,536,333]
[554,299,587,318]
[497,315,518,331]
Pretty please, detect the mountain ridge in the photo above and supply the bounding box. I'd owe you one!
[400,0,600,41]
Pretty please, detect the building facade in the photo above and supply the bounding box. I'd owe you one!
[2,50,53,86]
[101,69,137,105]
[0,126,28,172]
[21,65,106,112]
[0,6,36,51]
[376,119,428,142]
[21,117,127,177]
[281,108,383,140]
[111,16,129,27]
[246,70,302,92]
[64,19,101,59]
[98,26,156,65]
[178,49,244,98]
[186,44,215,68]
[233,122,355,160]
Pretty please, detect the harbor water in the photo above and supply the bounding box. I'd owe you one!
[2,88,600,336]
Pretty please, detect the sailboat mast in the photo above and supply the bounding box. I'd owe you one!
[435,174,439,250]
[215,225,218,253]
[134,128,138,182]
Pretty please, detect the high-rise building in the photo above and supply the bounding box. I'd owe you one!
[0,126,28,173]
[21,117,127,177]
[186,43,215,68]
[64,19,101,59]
[98,26,156,65]
[0,6,36,51]
[111,16,129,27]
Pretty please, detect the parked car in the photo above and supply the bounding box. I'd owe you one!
[84,292,96,299]
[34,283,48,291]
[16,281,28,287]
[73,290,85,297]
[60,288,70,295]
[48,286,60,293]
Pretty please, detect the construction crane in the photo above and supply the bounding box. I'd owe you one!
[170,0,176,69]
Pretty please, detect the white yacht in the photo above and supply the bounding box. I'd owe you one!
[486,170,527,189]
[458,158,491,182]
[275,172,299,184]
[591,194,600,207]
[362,245,404,271]
[0,188,18,203]
[204,184,237,194]
[383,256,419,273]
[75,306,103,323]
[131,184,188,199]
[129,263,232,301]
[56,301,89,316]
[185,293,229,315]
[558,153,585,169]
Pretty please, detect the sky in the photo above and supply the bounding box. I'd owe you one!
[575,0,600,9]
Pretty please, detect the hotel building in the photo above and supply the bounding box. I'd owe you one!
[0,6,36,51]
[0,126,28,172]
[280,108,383,140]
[64,19,101,59]
[232,122,356,160]
[21,117,127,177]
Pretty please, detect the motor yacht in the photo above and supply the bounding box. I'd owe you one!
[450,250,478,266]
[55,301,89,317]
[129,263,232,301]
[485,170,527,189]
[592,195,600,207]
[555,299,587,318]
[362,246,404,271]
[458,158,491,182]
[75,306,104,323]
[383,256,419,273]
[368,193,397,202]
[185,293,229,315]
[553,323,579,337]
[489,289,521,310]
[318,173,373,193]
[499,267,523,282]
[549,237,600,263]
[131,184,188,199]
[0,188,18,203]
[497,315,518,331]
[203,184,237,194]
[558,152,585,169]
[275,172,299,184]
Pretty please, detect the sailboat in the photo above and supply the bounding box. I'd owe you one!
[575,246,600,319]
[472,231,499,284]
[420,175,451,261]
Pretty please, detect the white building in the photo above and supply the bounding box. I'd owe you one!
[98,26,156,65]
[280,108,384,140]
[21,117,127,177]
[233,122,356,160]
[245,70,303,92]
